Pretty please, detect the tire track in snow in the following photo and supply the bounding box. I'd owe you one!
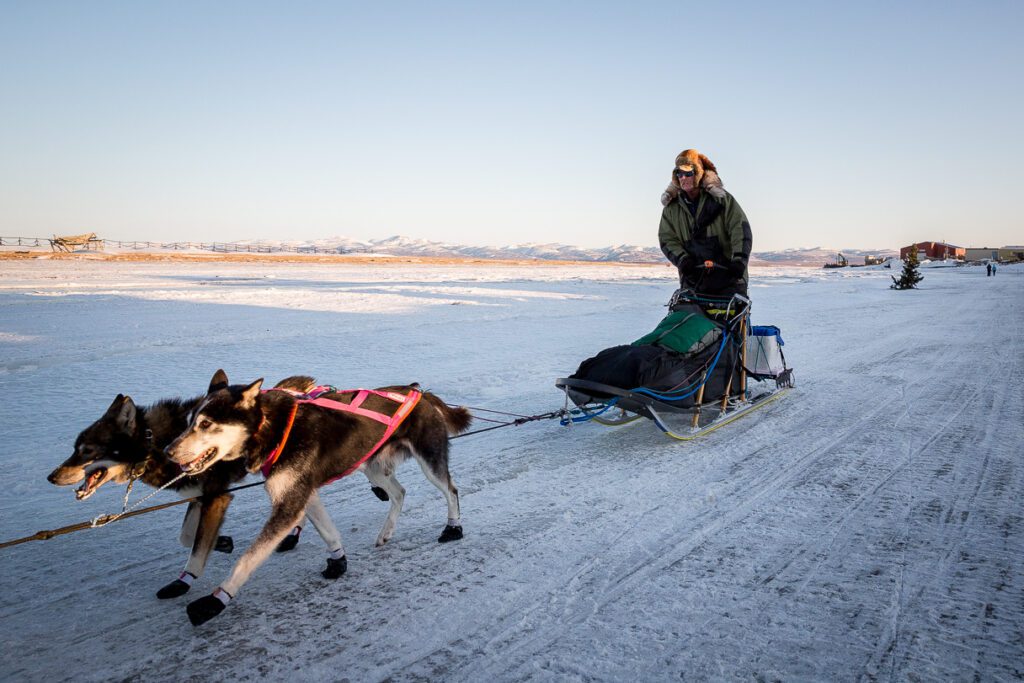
[862,308,1019,681]
[401,386,913,680]
[756,338,987,596]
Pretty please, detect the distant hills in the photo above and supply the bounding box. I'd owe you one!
[230,236,665,263]
[233,236,896,266]
[5,232,896,266]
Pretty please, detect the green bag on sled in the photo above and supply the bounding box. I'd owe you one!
[632,310,721,356]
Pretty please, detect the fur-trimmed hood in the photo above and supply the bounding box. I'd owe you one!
[661,149,726,206]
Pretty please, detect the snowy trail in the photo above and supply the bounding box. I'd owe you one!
[0,260,1021,681]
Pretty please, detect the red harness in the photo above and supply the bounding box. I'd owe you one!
[260,386,422,483]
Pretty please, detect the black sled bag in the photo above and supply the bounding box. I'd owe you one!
[569,340,740,397]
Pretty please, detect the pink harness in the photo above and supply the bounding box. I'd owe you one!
[260,386,422,483]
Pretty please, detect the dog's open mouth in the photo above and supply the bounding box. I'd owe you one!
[75,467,108,500]
[181,447,218,474]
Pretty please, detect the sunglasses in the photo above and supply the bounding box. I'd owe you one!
[674,169,696,178]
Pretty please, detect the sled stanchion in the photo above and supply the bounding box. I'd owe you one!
[719,367,735,413]
[720,314,744,413]
[691,373,707,430]
[740,316,748,397]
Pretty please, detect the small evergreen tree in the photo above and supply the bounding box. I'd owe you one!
[891,249,924,289]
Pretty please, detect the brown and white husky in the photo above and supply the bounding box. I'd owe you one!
[47,376,356,599]
[164,370,471,625]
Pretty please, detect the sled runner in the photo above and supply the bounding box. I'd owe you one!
[556,290,793,440]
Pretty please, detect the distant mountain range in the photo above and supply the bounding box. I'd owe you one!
[233,236,896,266]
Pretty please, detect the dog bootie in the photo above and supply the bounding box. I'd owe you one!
[322,555,347,580]
[157,571,196,599]
[156,579,191,599]
[214,535,234,553]
[187,590,230,626]
[275,526,302,553]
[438,524,463,543]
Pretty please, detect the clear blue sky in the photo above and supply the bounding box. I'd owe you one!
[2,1,1021,251]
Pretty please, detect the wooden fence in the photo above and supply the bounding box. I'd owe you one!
[0,236,358,255]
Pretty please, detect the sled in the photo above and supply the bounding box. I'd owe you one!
[49,232,101,252]
[556,290,794,440]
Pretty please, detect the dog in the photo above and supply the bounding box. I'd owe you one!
[46,375,351,599]
[164,369,472,626]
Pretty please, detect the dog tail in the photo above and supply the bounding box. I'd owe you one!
[436,399,473,435]
[275,375,317,393]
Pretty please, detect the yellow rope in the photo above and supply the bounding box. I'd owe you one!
[0,480,266,551]
[0,497,194,550]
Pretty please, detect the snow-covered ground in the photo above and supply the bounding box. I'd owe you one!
[0,259,1021,681]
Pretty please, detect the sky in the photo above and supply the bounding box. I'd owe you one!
[1,1,1021,252]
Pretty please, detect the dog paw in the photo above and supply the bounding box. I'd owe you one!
[187,595,227,626]
[438,524,463,543]
[214,536,234,553]
[322,556,347,580]
[274,532,301,552]
[156,579,192,600]
[370,485,390,501]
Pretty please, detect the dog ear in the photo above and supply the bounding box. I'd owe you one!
[115,396,137,433]
[103,394,127,417]
[239,378,264,409]
[209,369,229,393]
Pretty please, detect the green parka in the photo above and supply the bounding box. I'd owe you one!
[658,189,753,295]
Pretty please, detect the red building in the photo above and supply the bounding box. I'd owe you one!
[899,241,966,261]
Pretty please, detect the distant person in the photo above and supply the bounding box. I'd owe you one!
[992,261,998,276]
[987,262,992,276]
[658,149,752,299]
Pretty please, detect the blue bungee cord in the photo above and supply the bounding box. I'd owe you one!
[631,331,731,402]
[560,397,620,425]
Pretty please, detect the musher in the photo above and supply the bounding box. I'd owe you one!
[658,149,753,298]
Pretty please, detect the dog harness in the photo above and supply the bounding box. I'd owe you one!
[260,386,422,482]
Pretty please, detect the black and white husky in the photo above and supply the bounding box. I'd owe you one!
[46,376,349,599]
[164,370,471,626]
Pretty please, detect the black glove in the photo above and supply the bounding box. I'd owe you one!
[679,253,696,275]
[727,258,746,278]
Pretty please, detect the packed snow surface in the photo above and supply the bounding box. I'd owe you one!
[0,259,1021,681]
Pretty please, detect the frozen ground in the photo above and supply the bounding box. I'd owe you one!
[0,259,1021,681]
